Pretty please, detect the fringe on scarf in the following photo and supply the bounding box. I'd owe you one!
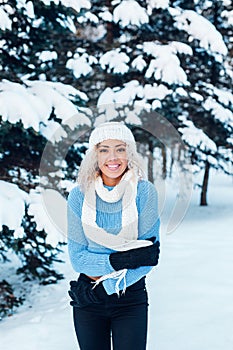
[91,269,127,296]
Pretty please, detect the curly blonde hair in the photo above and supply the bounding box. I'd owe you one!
[77,143,147,193]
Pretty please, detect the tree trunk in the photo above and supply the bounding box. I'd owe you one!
[200,161,210,206]
[106,0,114,45]
[169,148,174,178]
[148,141,154,183]
[161,145,167,179]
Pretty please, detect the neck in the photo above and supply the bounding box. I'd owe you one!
[101,169,129,187]
[101,174,122,187]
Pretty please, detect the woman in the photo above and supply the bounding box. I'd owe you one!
[67,121,160,350]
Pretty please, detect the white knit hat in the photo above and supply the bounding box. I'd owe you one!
[89,122,136,150]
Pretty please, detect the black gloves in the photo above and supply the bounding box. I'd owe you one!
[109,239,160,271]
[68,279,101,308]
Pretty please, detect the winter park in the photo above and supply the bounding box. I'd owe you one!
[0,1,233,350]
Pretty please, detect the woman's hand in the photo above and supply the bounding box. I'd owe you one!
[86,275,102,281]
[109,241,160,271]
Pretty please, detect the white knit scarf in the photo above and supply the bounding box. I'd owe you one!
[82,170,152,294]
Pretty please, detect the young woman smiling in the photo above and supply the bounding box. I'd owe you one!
[67,122,160,350]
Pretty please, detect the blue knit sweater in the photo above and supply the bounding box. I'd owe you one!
[67,179,160,295]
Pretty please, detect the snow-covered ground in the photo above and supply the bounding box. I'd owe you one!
[0,170,233,350]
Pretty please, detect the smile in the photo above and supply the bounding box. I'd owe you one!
[106,164,121,171]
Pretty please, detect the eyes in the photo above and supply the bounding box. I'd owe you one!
[97,146,126,154]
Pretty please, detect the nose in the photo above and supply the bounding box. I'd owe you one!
[106,148,118,161]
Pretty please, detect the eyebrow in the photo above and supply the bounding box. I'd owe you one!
[98,143,126,148]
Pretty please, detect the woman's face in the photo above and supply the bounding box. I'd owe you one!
[97,139,128,186]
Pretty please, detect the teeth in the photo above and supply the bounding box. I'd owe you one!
[107,164,119,169]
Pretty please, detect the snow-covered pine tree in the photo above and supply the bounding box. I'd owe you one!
[64,0,233,201]
[0,0,91,317]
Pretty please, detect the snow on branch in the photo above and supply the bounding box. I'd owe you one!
[77,11,99,24]
[16,0,35,18]
[203,97,233,129]
[98,80,143,107]
[28,188,67,247]
[203,83,233,107]
[0,7,12,31]
[0,180,67,247]
[178,115,217,153]
[96,79,174,124]
[66,52,97,78]
[146,0,169,10]
[131,55,147,71]
[39,0,91,12]
[99,49,130,74]
[97,80,173,113]
[143,42,191,85]
[144,83,172,101]
[0,181,29,238]
[222,9,233,26]
[37,51,58,62]
[169,8,228,56]
[96,80,149,123]
[113,0,149,27]
[0,80,90,143]
[56,15,76,33]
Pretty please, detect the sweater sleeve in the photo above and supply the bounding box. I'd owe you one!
[67,187,115,276]
[137,180,160,242]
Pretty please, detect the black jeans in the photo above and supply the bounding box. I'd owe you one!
[71,273,148,350]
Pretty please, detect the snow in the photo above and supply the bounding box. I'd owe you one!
[62,108,92,131]
[99,10,113,22]
[0,89,48,131]
[203,83,233,106]
[39,0,91,12]
[152,100,162,109]
[114,80,144,105]
[97,87,115,107]
[1,171,233,350]
[203,97,233,128]
[56,15,76,33]
[16,0,35,19]
[113,0,149,27]
[97,81,173,113]
[146,0,169,10]
[66,53,97,78]
[124,108,142,125]
[131,55,147,71]
[221,0,232,6]
[14,0,91,32]
[99,49,130,74]
[175,87,188,97]
[28,188,67,247]
[178,115,217,152]
[0,181,29,233]
[170,8,228,56]
[37,51,58,62]
[189,92,204,102]
[0,7,12,30]
[97,80,144,108]
[0,80,89,140]
[144,83,172,100]
[80,11,99,24]
[222,10,233,26]
[169,41,193,56]
[39,120,68,143]
[0,181,68,247]
[143,42,191,85]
